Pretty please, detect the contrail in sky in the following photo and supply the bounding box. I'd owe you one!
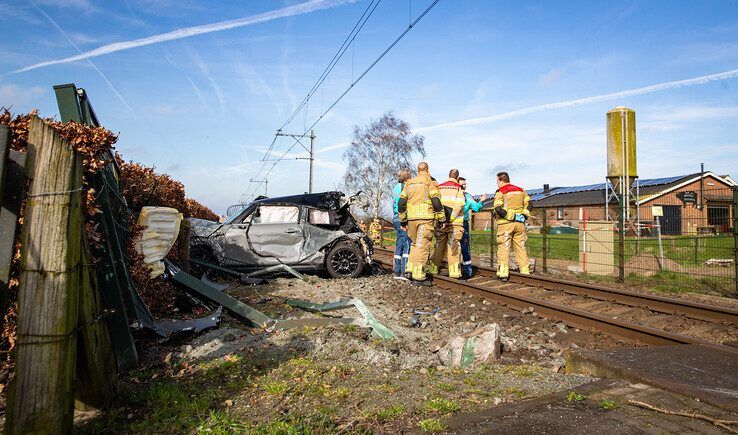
[415,68,738,132]
[31,2,135,113]
[316,67,738,152]
[13,0,355,74]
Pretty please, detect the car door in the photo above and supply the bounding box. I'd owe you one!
[245,204,305,265]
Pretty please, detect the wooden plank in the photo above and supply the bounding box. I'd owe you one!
[6,116,82,433]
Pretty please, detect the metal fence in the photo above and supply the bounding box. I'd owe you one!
[380,185,738,298]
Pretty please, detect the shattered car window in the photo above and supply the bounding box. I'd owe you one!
[308,208,330,225]
[253,205,299,224]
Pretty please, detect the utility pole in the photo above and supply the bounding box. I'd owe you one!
[249,178,268,197]
[274,129,316,193]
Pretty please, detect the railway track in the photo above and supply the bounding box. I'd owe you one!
[373,247,738,355]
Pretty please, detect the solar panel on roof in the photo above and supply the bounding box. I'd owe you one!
[638,175,687,187]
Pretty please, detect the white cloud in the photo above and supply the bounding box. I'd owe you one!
[0,84,46,107]
[640,105,738,132]
[537,68,562,87]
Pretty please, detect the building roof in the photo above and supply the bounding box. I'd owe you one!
[477,172,733,209]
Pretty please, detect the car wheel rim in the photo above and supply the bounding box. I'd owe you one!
[332,249,359,275]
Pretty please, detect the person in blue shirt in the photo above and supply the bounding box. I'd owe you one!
[459,177,488,279]
[392,168,412,278]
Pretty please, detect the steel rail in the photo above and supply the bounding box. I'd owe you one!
[374,247,738,325]
[372,249,738,355]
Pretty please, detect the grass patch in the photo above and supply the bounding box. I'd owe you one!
[196,411,250,433]
[424,397,460,414]
[262,380,288,395]
[373,404,406,421]
[499,365,538,377]
[566,391,587,402]
[418,418,447,432]
[437,382,456,392]
[502,386,527,398]
[599,399,621,410]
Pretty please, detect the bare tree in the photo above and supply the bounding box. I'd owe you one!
[342,111,425,219]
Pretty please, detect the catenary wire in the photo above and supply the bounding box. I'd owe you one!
[251,0,441,195]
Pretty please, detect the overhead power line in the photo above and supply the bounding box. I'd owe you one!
[247,0,383,198]
[250,0,442,195]
[277,0,382,132]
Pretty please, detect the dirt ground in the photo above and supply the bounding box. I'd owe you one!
[73,272,634,433]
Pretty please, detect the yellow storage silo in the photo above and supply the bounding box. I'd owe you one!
[606,106,637,194]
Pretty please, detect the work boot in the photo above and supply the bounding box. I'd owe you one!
[462,263,473,279]
[448,263,462,279]
[427,262,439,276]
[411,265,427,282]
[496,264,509,282]
[519,264,531,275]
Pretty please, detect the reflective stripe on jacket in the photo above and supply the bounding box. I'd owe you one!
[399,172,439,221]
[438,178,466,226]
[493,183,530,224]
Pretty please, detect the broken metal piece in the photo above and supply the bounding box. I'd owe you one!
[411,306,441,328]
[284,298,396,340]
[246,264,305,280]
[413,307,441,316]
[156,306,223,340]
[188,257,268,284]
[165,260,275,329]
[201,272,228,292]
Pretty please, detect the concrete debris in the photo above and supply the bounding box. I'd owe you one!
[437,323,502,368]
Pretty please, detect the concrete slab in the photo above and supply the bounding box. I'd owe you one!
[447,378,738,434]
[567,345,738,412]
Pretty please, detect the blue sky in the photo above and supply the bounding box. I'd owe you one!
[1,0,737,213]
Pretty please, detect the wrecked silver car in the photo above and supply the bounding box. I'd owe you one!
[189,191,373,278]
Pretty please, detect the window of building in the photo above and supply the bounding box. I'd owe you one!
[707,206,730,232]
[557,207,564,220]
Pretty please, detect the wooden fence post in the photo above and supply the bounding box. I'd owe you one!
[75,241,117,409]
[7,117,83,433]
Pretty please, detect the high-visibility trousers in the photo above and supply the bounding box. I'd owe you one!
[496,221,529,277]
[406,219,434,280]
[430,224,464,278]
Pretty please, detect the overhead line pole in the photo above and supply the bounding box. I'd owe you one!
[249,178,268,197]
[274,129,316,193]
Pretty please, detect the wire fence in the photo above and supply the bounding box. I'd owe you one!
[380,185,738,298]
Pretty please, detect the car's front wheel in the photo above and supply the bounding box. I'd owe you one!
[325,241,364,278]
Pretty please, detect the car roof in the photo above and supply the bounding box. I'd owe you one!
[254,191,345,210]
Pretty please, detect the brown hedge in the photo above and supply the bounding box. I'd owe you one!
[0,110,220,394]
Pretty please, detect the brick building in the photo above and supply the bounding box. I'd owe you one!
[472,172,736,235]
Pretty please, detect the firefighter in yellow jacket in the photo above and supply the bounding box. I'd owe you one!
[428,169,466,278]
[492,171,531,281]
[398,162,445,281]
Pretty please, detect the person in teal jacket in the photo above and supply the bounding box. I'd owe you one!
[459,177,488,278]
[392,169,412,278]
